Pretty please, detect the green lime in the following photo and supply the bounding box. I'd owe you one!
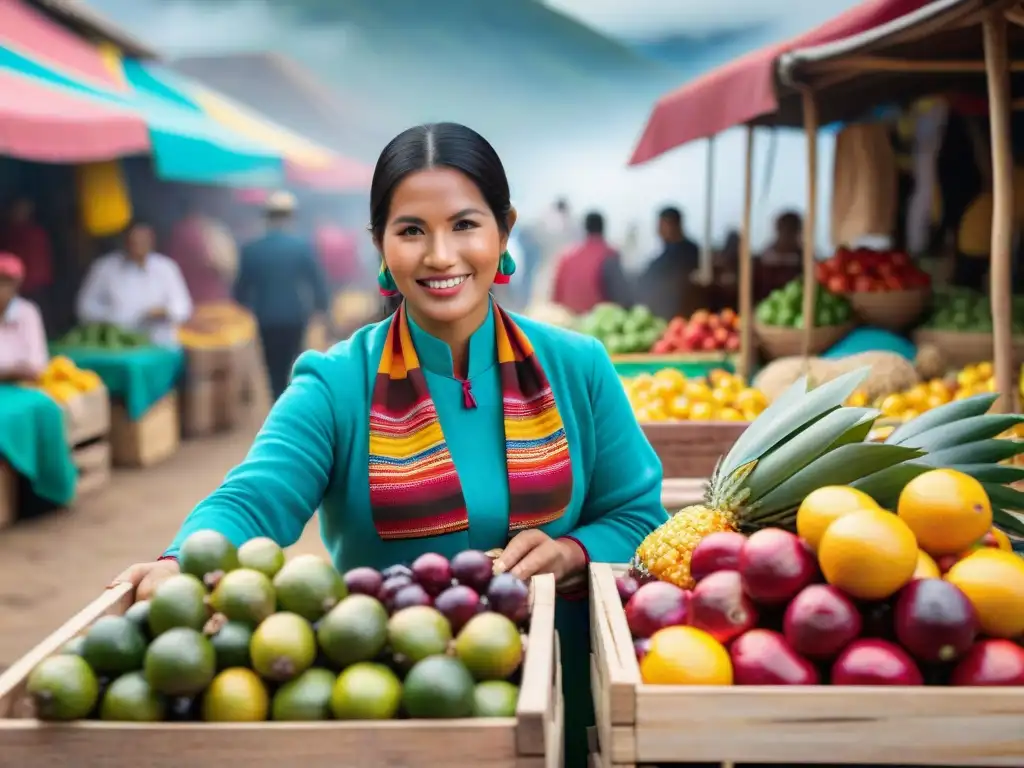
[27,655,99,721]
[473,680,519,717]
[330,662,402,720]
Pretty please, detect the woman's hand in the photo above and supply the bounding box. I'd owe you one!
[109,559,181,601]
[493,530,586,582]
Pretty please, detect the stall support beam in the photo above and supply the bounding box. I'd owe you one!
[983,10,1016,413]
[800,89,820,367]
[700,136,716,286]
[738,126,754,380]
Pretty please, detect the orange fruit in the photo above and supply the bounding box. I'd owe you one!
[818,508,918,600]
[897,469,992,556]
[640,626,733,686]
[945,549,1024,638]
[912,550,941,580]
[796,486,881,552]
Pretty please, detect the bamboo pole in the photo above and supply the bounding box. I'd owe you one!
[700,136,716,285]
[738,126,755,380]
[810,56,1024,74]
[983,11,1016,413]
[801,90,820,366]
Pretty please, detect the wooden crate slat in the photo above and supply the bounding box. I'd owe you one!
[641,421,747,479]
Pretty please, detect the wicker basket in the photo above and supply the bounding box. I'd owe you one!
[753,322,853,360]
[913,328,1024,370]
[640,421,748,478]
[848,287,929,331]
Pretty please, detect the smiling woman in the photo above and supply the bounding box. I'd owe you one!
[113,122,669,767]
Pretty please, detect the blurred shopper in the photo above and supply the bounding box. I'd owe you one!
[529,197,581,304]
[167,203,238,305]
[0,253,48,381]
[757,211,805,302]
[552,211,631,313]
[0,197,53,308]
[315,216,362,293]
[77,220,193,347]
[234,191,331,401]
[637,207,700,320]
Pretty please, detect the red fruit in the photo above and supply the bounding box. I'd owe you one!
[935,554,963,574]
[616,575,640,605]
[951,639,1024,686]
[738,529,817,606]
[712,327,730,346]
[701,336,718,352]
[832,639,923,686]
[486,573,531,625]
[391,583,433,611]
[379,575,413,607]
[411,553,454,596]
[783,585,862,660]
[344,567,384,597]
[450,550,494,593]
[624,582,691,639]
[827,275,849,294]
[434,585,482,633]
[690,570,758,643]
[730,630,819,685]
[853,275,874,293]
[690,532,747,583]
[634,637,651,663]
[725,335,740,352]
[651,339,671,354]
[894,579,977,663]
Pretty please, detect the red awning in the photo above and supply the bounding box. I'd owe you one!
[629,0,933,165]
[0,70,150,162]
[0,0,125,89]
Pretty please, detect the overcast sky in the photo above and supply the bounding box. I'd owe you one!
[545,0,859,39]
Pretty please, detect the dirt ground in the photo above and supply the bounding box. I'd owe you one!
[0,388,327,669]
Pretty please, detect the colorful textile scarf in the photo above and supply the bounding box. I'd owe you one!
[368,303,573,540]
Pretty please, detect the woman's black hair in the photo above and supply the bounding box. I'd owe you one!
[369,123,512,244]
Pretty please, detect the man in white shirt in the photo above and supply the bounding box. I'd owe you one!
[76,220,193,347]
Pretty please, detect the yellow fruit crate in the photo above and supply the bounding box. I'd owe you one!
[589,562,1024,767]
[0,576,562,768]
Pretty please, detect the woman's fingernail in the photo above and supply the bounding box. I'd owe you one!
[105,581,121,589]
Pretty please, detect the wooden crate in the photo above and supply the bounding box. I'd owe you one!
[111,392,180,469]
[661,478,706,511]
[641,422,747,479]
[63,387,110,447]
[0,459,16,532]
[181,373,243,438]
[72,441,111,498]
[0,575,563,768]
[589,562,1024,767]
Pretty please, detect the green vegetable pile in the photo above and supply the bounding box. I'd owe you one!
[57,323,149,350]
[755,279,852,329]
[576,303,667,355]
[924,288,1024,335]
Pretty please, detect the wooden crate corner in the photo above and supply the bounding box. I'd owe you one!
[111,392,180,469]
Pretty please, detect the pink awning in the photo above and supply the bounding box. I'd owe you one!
[285,155,373,193]
[0,70,150,162]
[629,0,932,165]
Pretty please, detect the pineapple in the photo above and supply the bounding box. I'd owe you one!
[634,368,1024,588]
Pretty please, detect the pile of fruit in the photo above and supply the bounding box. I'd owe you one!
[178,302,256,348]
[923,288,1024,335]
[755,280,852,329]
[57,323,149,350]
[620,471,1024,687]
[651,310,740,354]
[577,303,667,355]
[24,356,103,403]
[622,368,768,423]
[815,247,931,293]
[26,532,532,723]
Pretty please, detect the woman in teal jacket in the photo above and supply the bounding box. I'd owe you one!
[114,122,669,766]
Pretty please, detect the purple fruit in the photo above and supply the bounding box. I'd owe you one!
[411,553,454,596]
[616,575,640,605]
[486,573,531,625]
[381,564,413,581]
[450,550,495,592]
[434,585,482,632]
[391,583,433,611]
[783,585,862,661]
[343,567,383,597]
[625,582,691,639]
[378,575,413,607]
[634,637,651,663]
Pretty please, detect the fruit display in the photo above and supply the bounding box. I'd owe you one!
[22,356,103,403]
[26,532,534,723]
[650,309,740,354]
[621,368,768,423]
[923,288,1024,335]
[576,303,667,355]
[631,367,1024,591]
[620,470,1024,687]
[815,247,931,293]
[178,302,257,348]
[56,323,148,350]
[756,350,922,404]
[755,280,852,328]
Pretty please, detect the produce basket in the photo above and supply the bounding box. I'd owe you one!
[641,421,748,479]
[753,322,853,361]
[848,287,929,332]
[611,353,735,379]
[913,328,1024,370]
[0,576,563,768]
[589,563,1024,767]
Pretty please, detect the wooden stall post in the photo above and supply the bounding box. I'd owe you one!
[738,126,755,380]
[983,10,1016,413]
[700,136,716,286]
[800,88,820,369]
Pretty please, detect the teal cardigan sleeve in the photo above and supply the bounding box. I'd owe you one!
[568,340,669,563]
[163,351,336,557]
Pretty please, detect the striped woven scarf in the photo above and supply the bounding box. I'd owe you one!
[368,303,573,541]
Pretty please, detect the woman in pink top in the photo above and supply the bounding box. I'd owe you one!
[0,253,48,382]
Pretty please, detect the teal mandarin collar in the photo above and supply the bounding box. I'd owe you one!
[406,300,497,380]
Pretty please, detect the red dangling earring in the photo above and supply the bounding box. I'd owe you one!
[493,250,516,285]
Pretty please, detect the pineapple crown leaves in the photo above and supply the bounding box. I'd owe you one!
[884,393,998,446]
[718,367,872,480]
[708,456,756,510]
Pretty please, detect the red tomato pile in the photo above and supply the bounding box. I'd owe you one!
[652,309,741,354]
[815,248,931,293]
